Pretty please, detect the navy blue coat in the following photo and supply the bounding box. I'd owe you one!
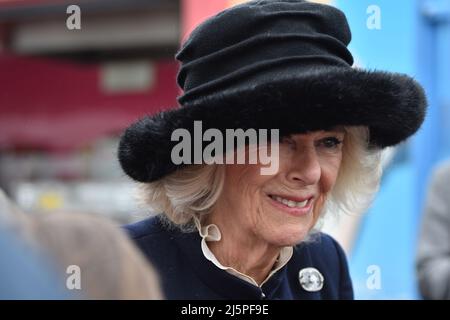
[124,216,354,300]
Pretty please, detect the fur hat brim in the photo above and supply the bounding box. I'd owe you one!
[118,67,427,182]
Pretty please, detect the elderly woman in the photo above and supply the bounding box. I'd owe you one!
[119,0,426,299]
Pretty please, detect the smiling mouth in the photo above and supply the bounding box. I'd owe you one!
[268,194,313,209]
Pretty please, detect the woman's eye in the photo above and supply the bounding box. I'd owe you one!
[318,137,342,149]
[281,136,295,147]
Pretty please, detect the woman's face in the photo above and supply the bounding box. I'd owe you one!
[213,128,345,247]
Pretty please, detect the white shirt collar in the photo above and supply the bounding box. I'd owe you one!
[193,216,293,287]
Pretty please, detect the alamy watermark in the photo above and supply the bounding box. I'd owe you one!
[66,264,81,290]
[367,5,381,30]
[66,5,81,30]
[366,264,382,290]
[171,121,280,175]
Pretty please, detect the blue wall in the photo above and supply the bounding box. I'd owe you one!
[334,0,446,299]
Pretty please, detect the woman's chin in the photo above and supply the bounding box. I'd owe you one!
[264,211,315,245]
[269,227,310,246]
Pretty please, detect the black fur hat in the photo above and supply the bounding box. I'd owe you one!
[118,0,427,182]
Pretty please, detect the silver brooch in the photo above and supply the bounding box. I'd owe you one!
[299,267,324,292]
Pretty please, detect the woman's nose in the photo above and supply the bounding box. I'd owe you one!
[286,147,321,186]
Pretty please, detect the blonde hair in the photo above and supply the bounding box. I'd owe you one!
[138,165,225,232]
[138,126,382,231]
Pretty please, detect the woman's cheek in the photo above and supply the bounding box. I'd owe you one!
[313,194,327,222]
[320,155,343,190]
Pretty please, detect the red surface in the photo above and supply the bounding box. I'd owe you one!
[0,54,179,151]
[0,0,233,151]
[180,0,227,43]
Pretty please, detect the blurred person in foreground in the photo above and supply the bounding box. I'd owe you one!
[0,189,162,299]
[1,190,67,299]
[118,0,426,299]
[417,161,450,300]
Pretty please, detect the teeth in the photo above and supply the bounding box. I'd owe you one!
[271,195,309,208]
